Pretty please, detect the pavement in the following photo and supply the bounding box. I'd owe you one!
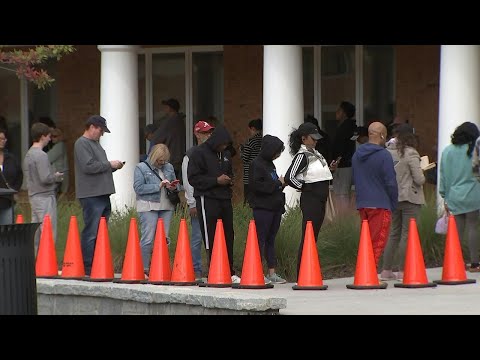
[233,267,480,315]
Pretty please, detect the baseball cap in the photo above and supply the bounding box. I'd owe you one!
[194,120,215,133]
[161,98,180,112]
[86,115,111,133]
[298,122,322,140]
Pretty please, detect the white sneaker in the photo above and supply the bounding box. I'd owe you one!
[231,275,241,284]
[264,276,272,285]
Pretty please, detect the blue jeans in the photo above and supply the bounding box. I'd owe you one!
[79,195,111,275]
[138,210,173,271]
[0,206,14,225]
[190,215,203,275]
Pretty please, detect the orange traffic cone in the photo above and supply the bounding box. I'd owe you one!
[15,214,24,224]
[347,220,387,289]
[36,214,59,278]
[434,215,476,285]
[148,218,172,285]
[292,221,327,290]
[394,218,436,288]
[61,216,85,280]
[170,219,197,285]
[115,218,146,283]
[87,217,114,282]
[199,220,232,288]
[233,220,273,289]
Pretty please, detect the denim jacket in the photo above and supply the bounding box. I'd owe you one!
[133,160,176,203]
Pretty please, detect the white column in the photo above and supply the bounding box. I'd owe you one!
[438,45,480,207]
[98,45,139,212]
[263,45,304,207]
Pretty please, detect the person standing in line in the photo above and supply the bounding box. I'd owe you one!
[140,123,157,162]
[24,122,63,253]
[332,101,358,215]
[380,128,425,281]
[240,119,262,204]
[352,122,398,267]
[48,128,69,199]
[440,122,480,272]
[0,129,23,225]
[285,122,337,281]
[134,143,179,276]
[182,120,215,280]
[248,134,287,284]
[187,125,240,283]
[150,98,186,178]
[304,115,332,163]
[74,115,124,276]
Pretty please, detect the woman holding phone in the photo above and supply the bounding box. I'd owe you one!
[133,143,179,276]
[285,123,338,281]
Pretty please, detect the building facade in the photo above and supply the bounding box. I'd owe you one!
[1,45,471,210]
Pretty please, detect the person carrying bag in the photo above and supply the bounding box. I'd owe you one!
[133,144,179,276]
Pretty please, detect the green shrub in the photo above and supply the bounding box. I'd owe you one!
[18,190,453,281]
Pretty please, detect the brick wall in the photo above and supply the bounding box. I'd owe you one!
[56,45,101,196]
[53,45,441,201]
[395,45,440,162]
[223,45,264,203]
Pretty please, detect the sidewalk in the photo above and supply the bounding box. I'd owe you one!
[244,267,480,315]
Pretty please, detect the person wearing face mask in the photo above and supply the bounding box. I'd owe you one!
[285,122,338,281]
[248,135,287,284]
[352,122,398,269]
[181,120,215,281]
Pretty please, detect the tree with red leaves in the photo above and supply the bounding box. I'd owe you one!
[0,45,75,89]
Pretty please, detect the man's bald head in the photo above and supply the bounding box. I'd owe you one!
[368,122,387,146]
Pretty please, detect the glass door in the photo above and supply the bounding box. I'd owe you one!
[139,46,224,155]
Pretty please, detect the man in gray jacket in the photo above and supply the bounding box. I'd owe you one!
[24,122,63,253]
[74,115,124,276]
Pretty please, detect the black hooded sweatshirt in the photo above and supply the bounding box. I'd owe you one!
[248,135,286,213]
[187,125,234,200]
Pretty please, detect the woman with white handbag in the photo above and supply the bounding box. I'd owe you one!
[439,122,480,272]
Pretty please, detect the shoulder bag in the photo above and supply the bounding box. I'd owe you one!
[142,162,180,206]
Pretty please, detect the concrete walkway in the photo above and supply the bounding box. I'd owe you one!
[36,267,480,315]
[251,267,480,315]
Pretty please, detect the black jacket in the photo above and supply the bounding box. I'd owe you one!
[0,151,23,209]
[151,112,186,171]
[248,135,285,213]
[187,126,234,200]
[332,118,357,168]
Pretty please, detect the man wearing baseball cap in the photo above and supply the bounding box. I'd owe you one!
[74,115,124,276]
[181,120,215,280]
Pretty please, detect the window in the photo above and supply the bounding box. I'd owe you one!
[139,46,224,154]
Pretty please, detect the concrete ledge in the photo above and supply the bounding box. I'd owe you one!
[37,279,287,315]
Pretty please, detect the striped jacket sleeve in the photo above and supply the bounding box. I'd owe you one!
[285,153,308,190]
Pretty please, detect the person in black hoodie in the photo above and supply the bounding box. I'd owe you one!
[332,101,358,215]
[187,125,240,283]
[248,135,287,284]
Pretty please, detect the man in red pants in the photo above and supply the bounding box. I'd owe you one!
[352,122,398,265]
